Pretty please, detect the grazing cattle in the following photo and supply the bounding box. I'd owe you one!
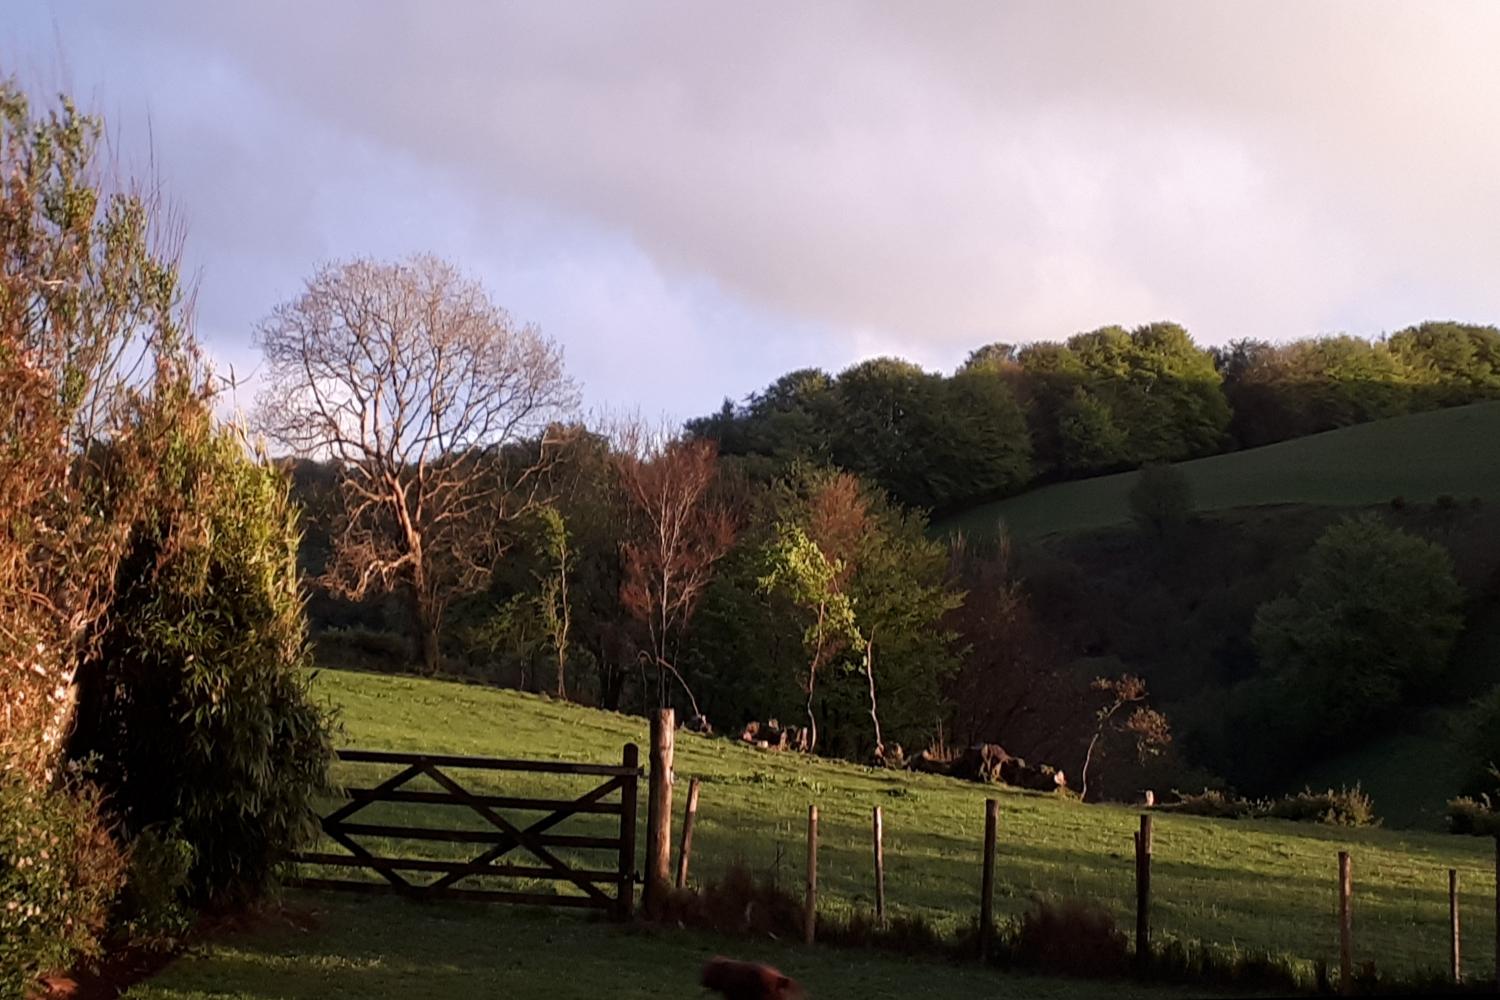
[907,748,954,775]
[908,744,1066,791]
[951,743,1012,783]
[701,957,804,1000]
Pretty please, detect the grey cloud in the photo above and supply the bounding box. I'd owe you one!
[14,0,1500,416]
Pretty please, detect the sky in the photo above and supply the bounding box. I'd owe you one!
[10,1,1500,422]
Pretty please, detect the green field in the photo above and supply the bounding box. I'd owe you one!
[129,669,1500,997]
[941,401,1500,539]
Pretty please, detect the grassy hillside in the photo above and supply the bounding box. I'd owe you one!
[941,401,1500,539]
[137,669,1500,996]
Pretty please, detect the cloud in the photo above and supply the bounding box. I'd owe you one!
[11,1,1500,417]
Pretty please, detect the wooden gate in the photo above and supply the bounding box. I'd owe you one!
[286,746,640,918]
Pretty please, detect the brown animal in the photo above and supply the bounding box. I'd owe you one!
[701,956,803,1000]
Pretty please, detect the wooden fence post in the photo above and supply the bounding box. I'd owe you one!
[1449,868,1461,984]
[616,743,640,920]
[1338,851,1353,996]
[675,777,701,889]
[805,804,819,945]
[1494,837,1499,993]
[873,805,886,928]
[980,798,998,958]
[644,708,674,917]
[1136,814,1153,967]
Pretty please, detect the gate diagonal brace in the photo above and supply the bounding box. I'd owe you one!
[420,767,612,905]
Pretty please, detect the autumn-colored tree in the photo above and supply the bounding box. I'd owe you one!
[615,433,737,715]
[1080,675,1170,802]
[254,255,577,674]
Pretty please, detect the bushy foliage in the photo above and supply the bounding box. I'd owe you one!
[70,400,333,907]
[1165,785,1377,826]
[1444,796,1500,837]
[1000,897,1129,976]
[312,626,411,673]
[1253,516,1464,747]
[1129,463,1194,539]
[0,772,125,998]
[113,825,196,947]
[1163,788,1259,820]
[1264,786,1377,826]
[1454,686,1500,804]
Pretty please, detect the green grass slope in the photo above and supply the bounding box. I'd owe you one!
[942,401,1500,539]
[138,669,1500,995]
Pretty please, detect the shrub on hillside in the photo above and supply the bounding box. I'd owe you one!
[1129,463,1194,539]
[70,401,334,908]
[1264,786,1376,827]
[1445,796,1500,837]
[1164,786,1377,826]
[1166,788,1261,820]
[0,773,125,998]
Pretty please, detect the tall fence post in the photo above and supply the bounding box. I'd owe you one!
[1494,837,1499,993]
[979,798,998,958]
[1338,851,1353,996]
[1136,814,1153,968]
[675,777,701,890]
[1450,868,1461,984]
[616,743,640,920]
[872,805,887,928]
[644,708,674,917]
[805,804,819,945]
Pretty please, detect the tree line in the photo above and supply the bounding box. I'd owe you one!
[688,321,1500,512]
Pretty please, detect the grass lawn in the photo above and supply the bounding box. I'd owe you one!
[940,400,1500,539]
[128,668,1500,994]
[127,892,1210,1000]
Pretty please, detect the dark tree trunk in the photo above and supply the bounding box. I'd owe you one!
[409,588,441,675]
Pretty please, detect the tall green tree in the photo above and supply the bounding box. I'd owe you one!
[758,520,864,754]
[1253,515,1464,745]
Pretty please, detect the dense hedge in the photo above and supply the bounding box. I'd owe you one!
[71,401,333,908]
[0,773,125,997]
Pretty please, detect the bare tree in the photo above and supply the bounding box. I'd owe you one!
[614,430,737,715]
[254,255,577,674]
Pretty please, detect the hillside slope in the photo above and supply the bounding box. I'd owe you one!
[296,668,1498,981]
[941,401,1500,539]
